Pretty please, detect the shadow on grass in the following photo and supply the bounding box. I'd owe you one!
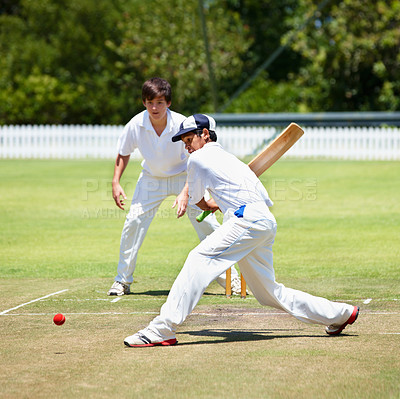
[177,328,357,345]
[133,290,222,297]
[132,290,170,296]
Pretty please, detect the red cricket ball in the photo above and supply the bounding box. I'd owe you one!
[53,313,66,326]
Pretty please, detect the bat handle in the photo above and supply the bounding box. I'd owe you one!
[196,210,211,223]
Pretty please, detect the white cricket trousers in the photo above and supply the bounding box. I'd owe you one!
[116,171,238,285]
[148,202,354,339]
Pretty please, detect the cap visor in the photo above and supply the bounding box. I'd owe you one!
[171,127,197,142]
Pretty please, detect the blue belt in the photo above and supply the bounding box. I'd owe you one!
[234,205,246,218]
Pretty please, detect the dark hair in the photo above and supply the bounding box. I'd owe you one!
[194,129,217,142]
[142,77,172,102]
[209,131,217,142]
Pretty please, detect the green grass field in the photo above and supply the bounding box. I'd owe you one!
[1,159,399,398]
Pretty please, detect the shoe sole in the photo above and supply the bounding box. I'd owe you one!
[107,290,131,296]
[326,306,359,335]
[124,338,177,348]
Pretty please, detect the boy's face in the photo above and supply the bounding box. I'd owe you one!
[181,130,209,154]
[143,96,171,122]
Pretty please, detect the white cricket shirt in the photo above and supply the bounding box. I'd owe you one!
[187,142,273,214]
[117,109,187,177]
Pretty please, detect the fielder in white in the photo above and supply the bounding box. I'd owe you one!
[124,114,359,347]
[108,78,241,296]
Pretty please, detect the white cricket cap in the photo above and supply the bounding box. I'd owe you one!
[172,114,216,142]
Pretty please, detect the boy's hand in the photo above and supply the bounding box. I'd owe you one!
[172,192,188,218]
[112,182,127,210]
[204,198,219,213]
[196,197,219,213]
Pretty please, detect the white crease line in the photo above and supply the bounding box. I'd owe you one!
[193,311,400,317]
[0,311,286,317]
[0,289,69,315]
[3,311,399,317]
[334,299,398,302]
[0,311,159,316]
[192,312,287,317]
[41,298,165,302]
[379,333,400,335]
[364,312,400,315]
[40,297,400,303]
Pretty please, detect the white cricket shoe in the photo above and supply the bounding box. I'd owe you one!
[107,281,131,296]
[124,328,177,347]
[231,276,249,296]
[325,306,359,335]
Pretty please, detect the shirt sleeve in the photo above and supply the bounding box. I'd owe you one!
[187,156,206,205]
[117,123,137,156]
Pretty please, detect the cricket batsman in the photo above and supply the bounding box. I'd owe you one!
[124,114,359,347]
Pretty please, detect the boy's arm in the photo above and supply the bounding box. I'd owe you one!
[173,183,220,218]
[112,154,130,210]
[173,181,189,218]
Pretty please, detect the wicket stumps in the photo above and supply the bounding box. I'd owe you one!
[225,268,247,298]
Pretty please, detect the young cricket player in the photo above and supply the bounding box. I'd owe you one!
[108,79,241,296]
[124,114,359,347]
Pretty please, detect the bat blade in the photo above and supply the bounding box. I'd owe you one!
[247,122,304,176]
[196,122,304,222]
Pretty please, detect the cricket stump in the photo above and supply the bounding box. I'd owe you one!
[225,268,246,299]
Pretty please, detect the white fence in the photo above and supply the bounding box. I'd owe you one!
[0,125,125,159]
[0,124,399,160]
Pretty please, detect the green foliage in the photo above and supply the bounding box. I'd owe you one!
[283,0,400,111]
[0,0,399,123]
[224,72,313,112]
[221,0,303,81]
[0,0,127,124]
[0,0,249,123]
[103,0,249,115]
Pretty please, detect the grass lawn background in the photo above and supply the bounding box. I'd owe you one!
[0,159,399,398]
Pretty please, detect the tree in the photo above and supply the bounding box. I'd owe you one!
[225,0,400,112]
[0,0,125,124]
[0,0,250,124]
[285,0,400,111]
[104,0,250,116]
[1,0,398,124]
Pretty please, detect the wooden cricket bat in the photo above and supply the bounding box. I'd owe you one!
[196,122,304,222]
[247,122,304,176]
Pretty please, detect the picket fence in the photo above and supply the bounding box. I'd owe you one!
[0,124,399,160]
